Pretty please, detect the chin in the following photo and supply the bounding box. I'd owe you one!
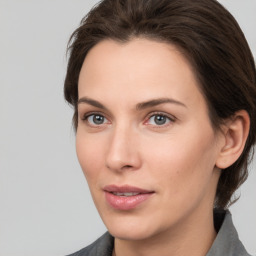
[102,213,161,241]
[109,227,154,241]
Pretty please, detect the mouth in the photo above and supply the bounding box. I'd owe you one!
[111,192,141,196]
[103,185,155,210]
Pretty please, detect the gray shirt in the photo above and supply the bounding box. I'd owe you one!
[67,210,252,256]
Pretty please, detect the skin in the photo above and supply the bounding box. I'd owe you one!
[76,38,247,256]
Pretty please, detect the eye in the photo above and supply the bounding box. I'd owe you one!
[146,113,174,126]
[85,114,108,125]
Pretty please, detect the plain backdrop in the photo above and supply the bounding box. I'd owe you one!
[0,1,255,255]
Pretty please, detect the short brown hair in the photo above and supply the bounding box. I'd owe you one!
[64,0,256,208]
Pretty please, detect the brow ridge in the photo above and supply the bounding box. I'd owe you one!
[77,97,186,110]
[77,97,106,109]
[136,98,186,110]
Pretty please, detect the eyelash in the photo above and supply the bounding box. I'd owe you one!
[81,112,109,127]
[81,111,176,128]
[144,112,176,127]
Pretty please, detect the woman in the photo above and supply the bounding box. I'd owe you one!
[64,0,256,255]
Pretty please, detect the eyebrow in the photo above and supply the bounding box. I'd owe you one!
[77,97,186,110]
[136,98,187,110]
[77,97,107,110]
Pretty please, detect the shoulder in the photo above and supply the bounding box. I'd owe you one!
[66,232,114,256]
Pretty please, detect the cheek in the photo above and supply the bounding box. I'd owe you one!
[143,128,218,194]
[76,132,105,181]
[142,135,218,227]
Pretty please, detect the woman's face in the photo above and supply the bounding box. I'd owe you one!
[76,38,223,241]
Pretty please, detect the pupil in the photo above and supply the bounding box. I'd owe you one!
[93,115,104,124]
[154,115,166,125]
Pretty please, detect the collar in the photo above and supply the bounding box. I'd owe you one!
[206,209,251,256]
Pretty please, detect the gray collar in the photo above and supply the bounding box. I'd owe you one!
[207,210,251,256]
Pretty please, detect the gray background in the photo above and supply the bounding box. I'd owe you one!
[0,1,255,255]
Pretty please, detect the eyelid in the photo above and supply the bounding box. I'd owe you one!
[144,111,177,125]
[79,110,176,127]
[81,111,107,120]
[80,111,111,127]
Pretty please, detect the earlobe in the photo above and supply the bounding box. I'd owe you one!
[215,110,250,169]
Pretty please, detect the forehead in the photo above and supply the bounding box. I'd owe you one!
[79,38,192,77]
[78,38,205,110]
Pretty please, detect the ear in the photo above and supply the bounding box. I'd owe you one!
[215,110,250,169]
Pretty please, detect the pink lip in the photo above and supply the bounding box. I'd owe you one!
[103,185,155,210]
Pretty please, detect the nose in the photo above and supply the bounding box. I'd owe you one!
[105,125,141,172]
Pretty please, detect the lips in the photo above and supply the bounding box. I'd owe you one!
[103,185,155,210]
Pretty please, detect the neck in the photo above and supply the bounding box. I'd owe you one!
[113,209,216,256]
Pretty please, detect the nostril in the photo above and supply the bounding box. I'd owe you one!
[122,165,133,169]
